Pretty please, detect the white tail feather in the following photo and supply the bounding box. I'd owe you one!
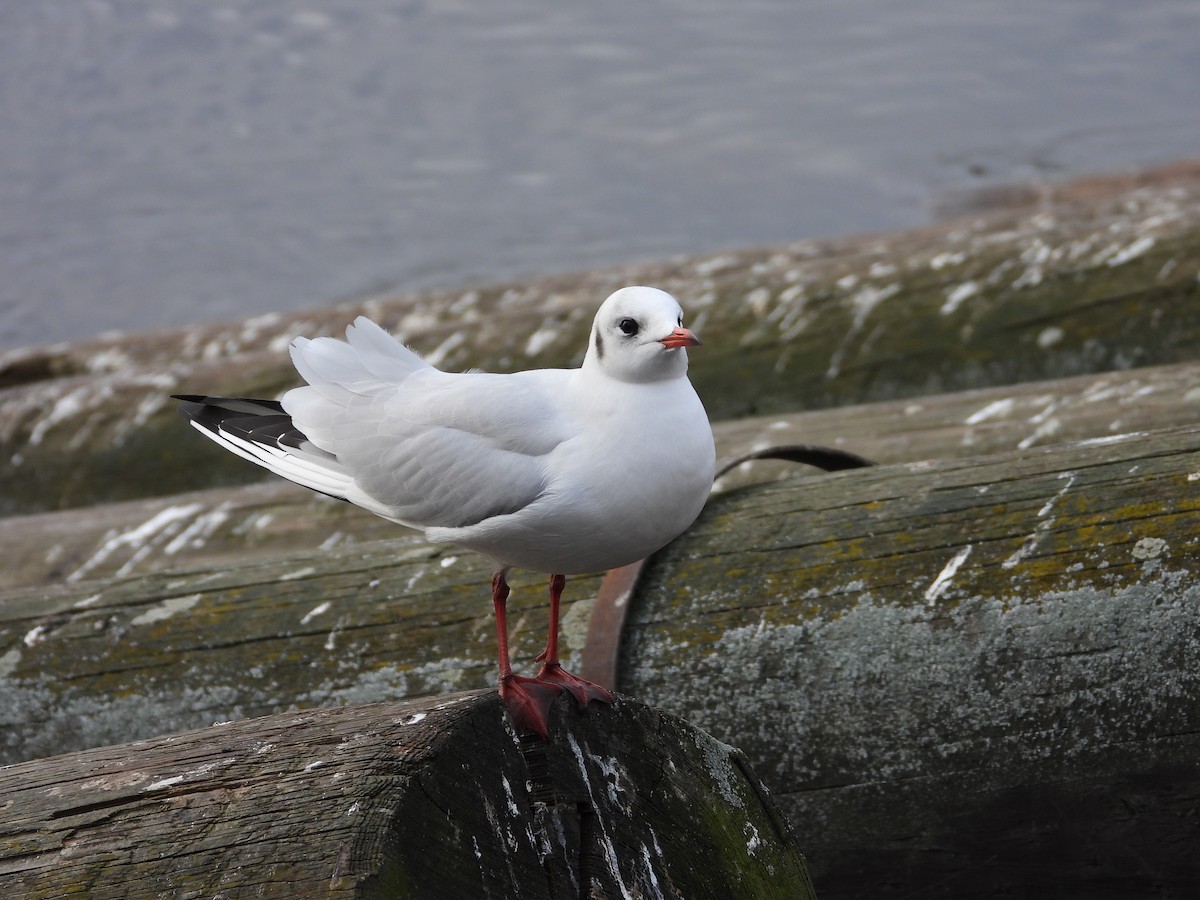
[189,421,355,499]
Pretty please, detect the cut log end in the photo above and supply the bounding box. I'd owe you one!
[0,690,816,900]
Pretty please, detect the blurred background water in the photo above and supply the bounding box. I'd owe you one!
[2,1,1198,350]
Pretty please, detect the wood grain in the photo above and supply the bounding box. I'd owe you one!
[4,359,1197,592]
[0,691,814,899]
[623,423,1200,898]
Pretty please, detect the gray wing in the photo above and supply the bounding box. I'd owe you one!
[283,319,572,529]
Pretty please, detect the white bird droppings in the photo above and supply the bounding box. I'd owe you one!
[523,325,560,357]
[161,505,232,556]
[1037,326,1065,349]
[825,282,901,378]
[501,774,520,816]
[130,593,203,626]
[930,251,967,270]
[1018,417,1062,449]
[1038,473,1076,517]
[965,397,1015,425]
[318,531,344,551]
[27,388,89,446]
[941,281,979,315]
[279,566,317,581]
[925,546,973,604]
[68,503,205,583]
[301,601,331,624]
[422,331,465,368]
[1106,235,1156,267]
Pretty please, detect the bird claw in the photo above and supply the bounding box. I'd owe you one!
[534,662,614,710]
[499,675,562,738]
[499,666,614,737]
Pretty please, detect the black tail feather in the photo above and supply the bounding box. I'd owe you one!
[172,394,309,449]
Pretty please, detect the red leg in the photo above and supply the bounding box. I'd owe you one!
[534,573,614,709]
[533,573,565,664]
[492,569,560,738]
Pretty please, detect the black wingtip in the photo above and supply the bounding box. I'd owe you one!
[171,394,309,448]
[172,394,287,419]
[172,394,206,422]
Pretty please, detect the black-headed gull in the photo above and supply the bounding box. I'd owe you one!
[174,285,715,736]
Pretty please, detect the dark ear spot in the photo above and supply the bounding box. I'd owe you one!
[593,325,605,360]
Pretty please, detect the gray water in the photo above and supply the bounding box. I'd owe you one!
[2,1,1198,351]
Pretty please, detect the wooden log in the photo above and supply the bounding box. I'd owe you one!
[0,691,815,899]
[715,357,1200,487]
[1,430,1193,900]
[3,161,1200,514]
[4,417,1199,900]
[0,481,407,592]
[1,531,541,766]
[4,160,1200,896]
[1,414,1196,896]
[621,423,1200,898]
[3,409,1198,767]
[4,359,1198,592]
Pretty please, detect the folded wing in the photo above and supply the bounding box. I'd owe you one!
[181,316,571,530]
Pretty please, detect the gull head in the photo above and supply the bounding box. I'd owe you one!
[584,286,701,383]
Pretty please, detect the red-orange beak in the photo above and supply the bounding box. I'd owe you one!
[659,327,702,350]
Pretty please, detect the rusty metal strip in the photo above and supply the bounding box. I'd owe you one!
[578,560,645,690]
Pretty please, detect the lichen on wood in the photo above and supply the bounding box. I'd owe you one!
[4,360,1197,593]
[621,424,1200,896]
[3,161,1200,897]
[0,535,603,766]
[0,691,815,899]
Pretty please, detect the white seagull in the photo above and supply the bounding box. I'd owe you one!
[174,285,715,736]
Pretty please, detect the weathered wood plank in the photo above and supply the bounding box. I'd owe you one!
[0,535,546,765]
[0,481,408,591]
[3,161,1199,513]
[0,691,814,899]
[3,407,1197,895]
[2,432,1190,900]
[4,360,1198,592]
[622,424,1200,898]
[4,411,1198,837]
[4,159,1200,897]
[4,160,1197,393]
[716,357,1200,485]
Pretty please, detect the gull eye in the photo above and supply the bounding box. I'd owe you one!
[617,317,639,336]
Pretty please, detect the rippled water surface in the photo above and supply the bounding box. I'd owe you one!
[2,1,1198,349]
